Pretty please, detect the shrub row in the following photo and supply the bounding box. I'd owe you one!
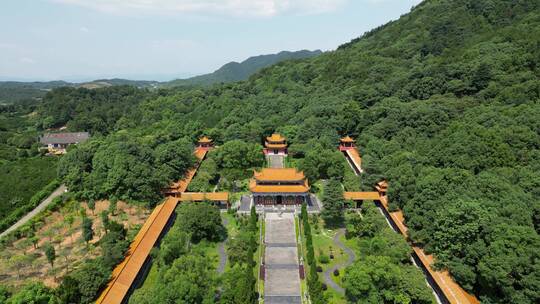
[301,203,325,304]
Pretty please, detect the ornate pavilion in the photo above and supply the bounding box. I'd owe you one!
[339,135,356,151]
[250,168,309,205]
[264,133,287,155]
[196,136,214,151]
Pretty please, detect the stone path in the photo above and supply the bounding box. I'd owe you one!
[267,155,285,168]
[217,217,229,274]
[239,195,251,212]
[0,184,66,239]
[264,213,301,304]
[323,229,356,295]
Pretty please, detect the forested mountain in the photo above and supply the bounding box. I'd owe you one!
[0,50,320,103]
[164,49,323,87]
[25,0,540,302]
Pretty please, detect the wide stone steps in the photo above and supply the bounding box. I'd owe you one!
[263,213,301,303]
[265,295,302,304]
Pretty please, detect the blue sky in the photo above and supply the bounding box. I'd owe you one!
[0,0,422,82]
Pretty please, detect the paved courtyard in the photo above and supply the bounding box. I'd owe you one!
[264,213,301,303]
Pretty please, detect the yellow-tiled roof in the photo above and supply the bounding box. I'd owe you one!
[249,179,309,193]
[253,168,305,182]
[96,197,179,304]
[198,136,212,143]
[346,149,362,171]
[179,192,229,201]
[343,192,380,201]
[340,135,355,143]
[266,133,286,143]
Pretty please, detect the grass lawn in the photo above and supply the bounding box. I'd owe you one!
[221,212,239,237]
[325,289,347,304]
[298,214,350,304]
[310,218,357,303]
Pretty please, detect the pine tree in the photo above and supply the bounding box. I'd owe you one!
[321,179,345,227]
[82,216,94,245]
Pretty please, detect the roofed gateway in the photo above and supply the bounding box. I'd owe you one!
[264,133,287,155]
[250,168,309,205]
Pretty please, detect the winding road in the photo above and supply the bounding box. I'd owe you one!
[217,217,229,274]
[0,184,66,239]
[323,229,356,295]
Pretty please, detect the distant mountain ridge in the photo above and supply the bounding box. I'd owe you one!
[0,49,322,103]
[0,79,159,104]
[164,49,323,87]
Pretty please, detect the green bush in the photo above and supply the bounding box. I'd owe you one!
[318,254,330,264]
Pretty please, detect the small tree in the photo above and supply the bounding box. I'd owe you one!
[109,197,118,216]
[87,199,96,215]
[44,243,56,267]
[82,217,94,245]
[100,210,110,234]
[30,236,39,249]
[65,214,75,228]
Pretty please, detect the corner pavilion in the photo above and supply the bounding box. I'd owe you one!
[250,168,309,205]
[196,136,214,151]
[264,133,287,155]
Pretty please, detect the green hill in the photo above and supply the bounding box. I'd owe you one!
[164,49,323,87]
[0,79,158,104]
[27,0,540,303]
[0,81,69,104]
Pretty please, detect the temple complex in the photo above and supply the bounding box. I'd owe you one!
[264,133,287,155]
[250,168,309,205]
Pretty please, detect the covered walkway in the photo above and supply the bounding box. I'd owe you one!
[338,136,478,304]
[96,196,179,304]
[97,146,226,304]
[377,195,479,304]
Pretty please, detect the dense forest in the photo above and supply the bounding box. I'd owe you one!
[1,0,539,303]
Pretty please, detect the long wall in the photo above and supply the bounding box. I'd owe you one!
[340,145,479,304]
[96,148,208,304]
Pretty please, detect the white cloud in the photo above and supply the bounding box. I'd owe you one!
[79,26,90,32]
[50,0,347,17]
